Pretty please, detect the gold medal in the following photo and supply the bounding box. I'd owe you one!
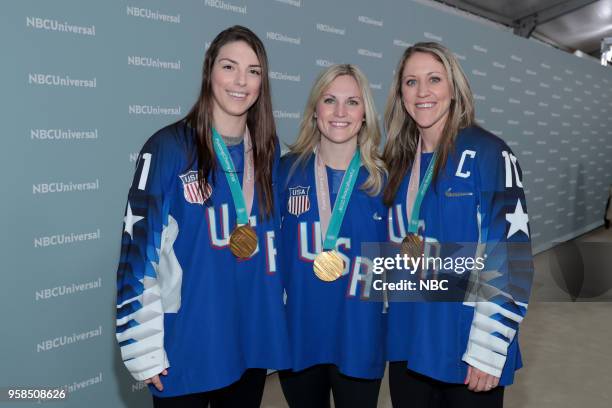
[229,224,258,259]
[313,250,345,282]
[401,233,423,260]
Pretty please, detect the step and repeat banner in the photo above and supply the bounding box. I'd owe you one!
[1,1,610,407]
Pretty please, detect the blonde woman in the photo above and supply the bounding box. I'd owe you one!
[383,42,533,407]
[278,64,387,408]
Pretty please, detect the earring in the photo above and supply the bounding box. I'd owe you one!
[313,113,318,119]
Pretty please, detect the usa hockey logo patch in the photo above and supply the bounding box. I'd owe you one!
[179,171,211,205]
[288,185,311,216]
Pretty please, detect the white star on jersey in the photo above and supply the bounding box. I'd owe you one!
[505,199,529,238]
[124,202,144,238]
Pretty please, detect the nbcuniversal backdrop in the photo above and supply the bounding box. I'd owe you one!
[1,0,610,407]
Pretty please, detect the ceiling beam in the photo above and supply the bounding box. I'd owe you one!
[437,0,514,25]
[514,0,599,37]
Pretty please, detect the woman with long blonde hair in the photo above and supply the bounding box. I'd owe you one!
[278,64,387,408]
[383,42,533,407]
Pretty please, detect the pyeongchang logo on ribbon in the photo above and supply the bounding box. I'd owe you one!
[204,0,247,14]
[26,17,95,36]
[29,73,96,88]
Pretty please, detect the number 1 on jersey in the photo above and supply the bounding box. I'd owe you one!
[137,153,152,190]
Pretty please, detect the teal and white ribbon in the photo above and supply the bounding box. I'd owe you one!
[211,127,254,225]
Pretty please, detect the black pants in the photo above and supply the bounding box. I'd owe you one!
[279,364,381,408]
[152,368,267,408]
[389,362,504,408]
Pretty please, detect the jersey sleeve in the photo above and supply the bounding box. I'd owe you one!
[461,141,534,377]
[115,131,179,381]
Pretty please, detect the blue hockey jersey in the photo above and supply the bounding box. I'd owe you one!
[279,153,387,380]
[115,123,290,397]
[386,126,533,386]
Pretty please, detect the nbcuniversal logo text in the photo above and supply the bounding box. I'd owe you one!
[316,58,335,67]
[34,229,101,248]
[358,15,383,26]
[393,39,411,48]
[274,0,301,6]
[29,74,96,88]
[26,17,95,36]
[61,373,103,395]
[204,0,247,14]
[33,179,100,194]
[126,6,181,23]
[358,49,383,59]
[269,71,301,82]
[35,278,102,301]
[128,56,181,70]
[129,105,182,115]
[266,31,301,45]
[274,110,300,119]
[31,128,98,141]
[316,23,345,36]
[37,325,103,352]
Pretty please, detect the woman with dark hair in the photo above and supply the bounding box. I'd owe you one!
[383,42,534,407]
[115,26,289,407]
[278,64,387,408]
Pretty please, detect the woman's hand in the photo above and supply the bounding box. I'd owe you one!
[464,365,499,392]
[144,369,168,391]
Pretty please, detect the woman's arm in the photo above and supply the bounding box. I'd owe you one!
[461,139,534,380]
[116,131,179,382]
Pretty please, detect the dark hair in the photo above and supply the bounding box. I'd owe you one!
[184,25,277,218]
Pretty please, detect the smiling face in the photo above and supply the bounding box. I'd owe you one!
[315,74,365,147]
[401,51,453,138]
[210,40,262,124]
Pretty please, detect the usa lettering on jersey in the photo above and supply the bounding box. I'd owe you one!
[297,220,375,298]
[206,204,278,273]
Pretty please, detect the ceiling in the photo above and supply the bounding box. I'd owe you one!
[435,0,612,62]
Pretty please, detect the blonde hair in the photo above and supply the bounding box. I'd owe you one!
[382,42,476,205]
[289,64,386,196]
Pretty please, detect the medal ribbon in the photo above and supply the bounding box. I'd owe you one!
[211,127,254,225]
[405,137,437,234]
[314,147,362,251]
